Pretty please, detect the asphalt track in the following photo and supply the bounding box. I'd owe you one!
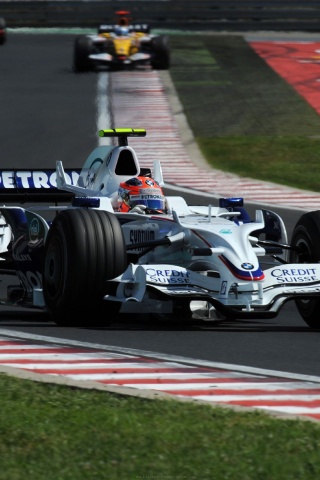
[1,32,320,422]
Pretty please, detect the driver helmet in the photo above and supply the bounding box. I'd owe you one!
[114,26,129,36]
[118,176,166,213]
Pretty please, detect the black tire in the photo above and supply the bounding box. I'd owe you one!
[0,18,6,45]
[43,209,127,327]
[289,210,320,328]
[104,38,116,56]
[150,35,170,70]
[73,35,95,72]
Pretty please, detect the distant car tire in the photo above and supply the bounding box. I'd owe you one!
[0,18,6,45]
[43,209,127,327]
[73,35,95,72]
[104,38,116,56]
[289,210,320,328]
[150,35,170,70]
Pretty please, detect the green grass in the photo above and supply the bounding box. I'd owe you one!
[198,136,320,192]
[169,34,320,192]
[1,373,320,480]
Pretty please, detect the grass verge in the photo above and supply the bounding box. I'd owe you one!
[198,136,320,191]
[169,34,320,192]
[1,374,320,480]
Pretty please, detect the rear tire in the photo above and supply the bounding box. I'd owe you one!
[73,35,95,72]
[289,210,320,328]
[43,209,127,327]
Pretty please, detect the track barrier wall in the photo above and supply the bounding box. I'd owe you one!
[1,1,320,32]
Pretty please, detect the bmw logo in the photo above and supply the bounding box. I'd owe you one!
[241,262,254,270]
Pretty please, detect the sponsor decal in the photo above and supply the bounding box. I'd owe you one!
[84,158,103,188]
[29,218,40,243]
[12,253,32,262]
[220,255,265,281]
[220,280,227,295]
[145,180,155,187]
[271,267,318,283]
[139,188,159,195]
[241,262,254,270]
[220,229,232,234]
[17,270,42,292]
[128,228,156,252]
[282,287,320,294]
[146,268,190,284]
[0,170,79,189]
[129,229,155,244]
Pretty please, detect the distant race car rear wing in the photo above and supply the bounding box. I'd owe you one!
[0,168,80,203]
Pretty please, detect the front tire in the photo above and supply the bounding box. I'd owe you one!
[150,35,170,70]
[289,210,320,328]
[43,209,127,327]
[73,35,95,72]
[0,18,6,45]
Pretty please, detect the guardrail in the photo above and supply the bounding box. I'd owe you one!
[1,1,320,31]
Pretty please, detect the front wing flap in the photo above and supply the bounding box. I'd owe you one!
[89,52,151,64]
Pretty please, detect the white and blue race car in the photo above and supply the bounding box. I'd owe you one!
[0,128,319,328]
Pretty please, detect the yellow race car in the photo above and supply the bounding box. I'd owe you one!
[73,10,170,72]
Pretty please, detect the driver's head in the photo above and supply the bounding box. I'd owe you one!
[118,176,166,213]
[115,26,129,36]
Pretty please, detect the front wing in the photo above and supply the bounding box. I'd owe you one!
[105,263,320,318]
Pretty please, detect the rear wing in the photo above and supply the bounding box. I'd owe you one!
[98,128,146,146]
[0,169,80,203]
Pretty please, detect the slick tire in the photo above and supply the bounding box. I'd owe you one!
[0,18,6,45]
[150,35,170,70]
[43,209,127,327]
[73,35,95,72]
[289,210,320,328]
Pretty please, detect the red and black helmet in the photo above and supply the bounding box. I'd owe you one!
[118,176,166,213]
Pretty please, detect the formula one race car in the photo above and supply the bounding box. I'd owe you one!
[0,128,320,329]
[73,10,170,71]
[0,17,6,45]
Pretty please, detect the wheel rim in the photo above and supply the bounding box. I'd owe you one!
[44,237,64,300]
